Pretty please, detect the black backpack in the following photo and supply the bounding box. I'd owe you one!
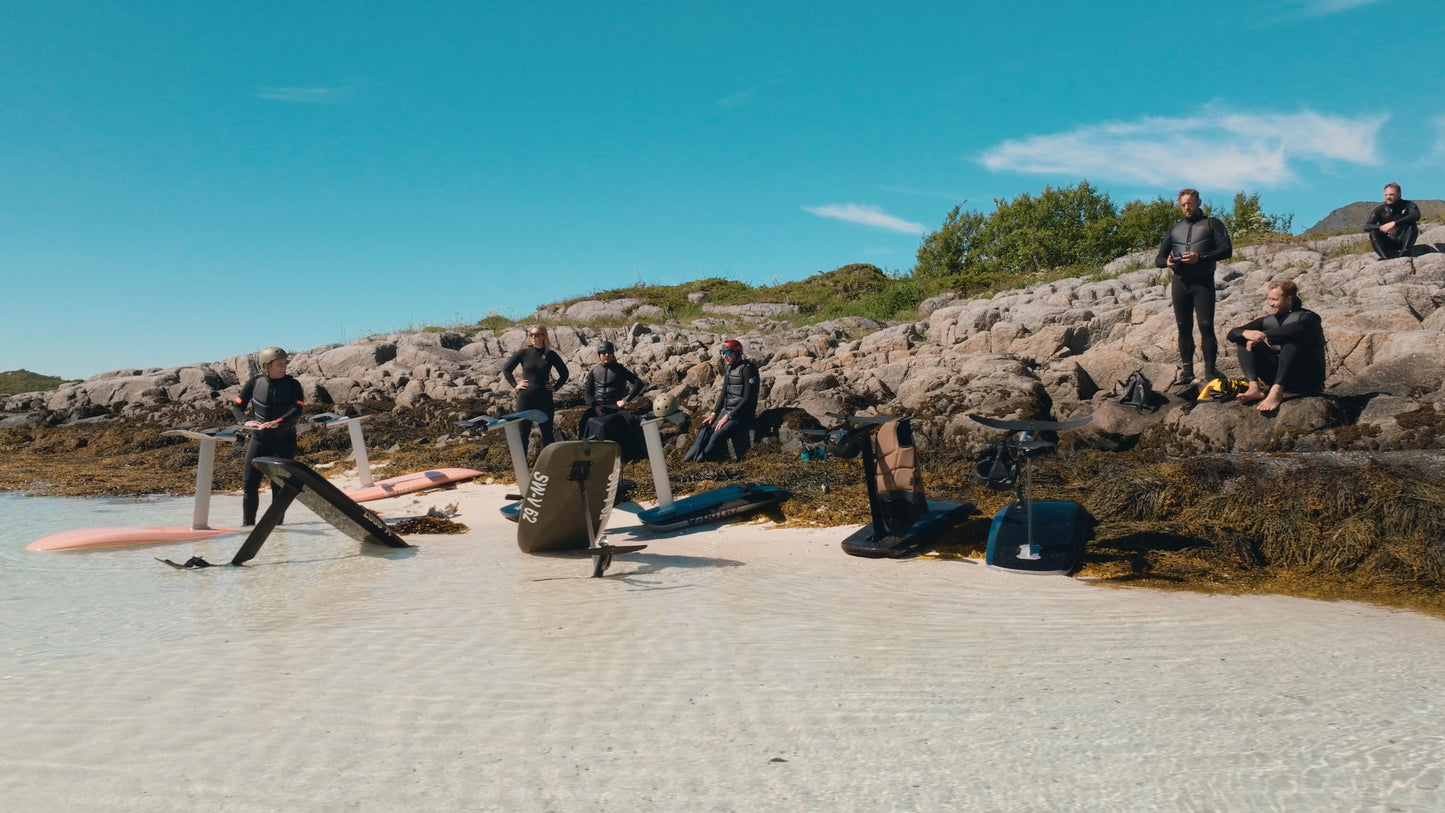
[1117,370,1157,412]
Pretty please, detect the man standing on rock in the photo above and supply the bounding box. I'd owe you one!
[231,346,305,526]
[698,339,760,461]
[1156,188,1232,387]
[1227,279,1326,414]
[1364,182,1420,261]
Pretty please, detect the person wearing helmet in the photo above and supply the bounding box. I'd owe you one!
[583,340,645,410]
[230,346,305,526]
[501,325,570,452]
[699,339,759,461]
[577,340,649,460]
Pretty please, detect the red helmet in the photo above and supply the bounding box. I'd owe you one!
[723,340,743,355]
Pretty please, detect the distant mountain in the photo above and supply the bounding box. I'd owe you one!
[1303,199,1445,236]
[0,369,71,395]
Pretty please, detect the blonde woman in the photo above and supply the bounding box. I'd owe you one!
[501,325,570,450]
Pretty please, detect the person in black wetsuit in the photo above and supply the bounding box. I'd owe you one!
[583,341,645,412]
[1156,188,1232,386]
[1227,278,1326,414]
[699,339,760,461]
[577,340,647,459]
[501,325,570,452]
[231,346,305,526]
[1364,182,1420,260]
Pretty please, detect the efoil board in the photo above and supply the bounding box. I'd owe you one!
[636,484,789,533]
[344,467,483,503]
[28,526,236,552]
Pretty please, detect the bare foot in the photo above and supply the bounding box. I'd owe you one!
[1260,387,1283,412]
[1237,386,1265,404]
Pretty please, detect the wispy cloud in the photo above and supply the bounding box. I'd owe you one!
[804,203,926,235]
[979,109,1385,190]
[1288,0,1385,15]
[717,90,755,108]
[253,86,351,103]
[1428,114,1445,162]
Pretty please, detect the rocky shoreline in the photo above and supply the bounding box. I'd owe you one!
[5,232,1445,614]
[7,228,1445,460]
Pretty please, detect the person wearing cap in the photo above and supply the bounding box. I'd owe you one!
[231,346,305,526]
[501,325,570,451]
[699,339,760,461]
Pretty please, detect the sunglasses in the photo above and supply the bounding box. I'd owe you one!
[720,350,734,356]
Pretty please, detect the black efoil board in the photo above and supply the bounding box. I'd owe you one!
[985,500,1091,574]
[636,484,789,532]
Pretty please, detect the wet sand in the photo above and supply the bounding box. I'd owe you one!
[2,480,1443,811]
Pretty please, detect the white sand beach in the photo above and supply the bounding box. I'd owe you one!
[2,480,1443,812]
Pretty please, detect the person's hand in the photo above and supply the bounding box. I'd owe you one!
[244,420,265,429]
[615,399,627,408]
[515,381,530,390]
[1180,251,1200,265]
[1381,220,1398,235]
[545,381,554,392]
[714,414,730,432]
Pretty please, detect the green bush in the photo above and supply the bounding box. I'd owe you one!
[914,182,1294,288]
[0,369,72,395]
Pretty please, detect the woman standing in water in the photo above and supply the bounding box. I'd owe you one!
[501,325,570,453]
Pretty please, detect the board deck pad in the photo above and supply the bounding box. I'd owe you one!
[516,440,621,553]
[344,467,483,503]
[985,500,1091,574]
[636,484,790,532]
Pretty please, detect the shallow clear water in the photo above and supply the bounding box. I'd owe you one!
[2,489,1444,811]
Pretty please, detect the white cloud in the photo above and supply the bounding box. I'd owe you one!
[804,203,926,235]
[979,109,1385,190]
[253,87,349,103]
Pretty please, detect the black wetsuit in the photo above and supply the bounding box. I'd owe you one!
[702,358,760,461]
[1364,199,1421,260]
[585,361,645,407]
[1156,214,1232,378]
[578,361,646,435]
[231,374,305,525]
[501,346,569,448]
[1226,306,1326,394]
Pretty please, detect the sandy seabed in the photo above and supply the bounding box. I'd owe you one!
[2,480,1443,812]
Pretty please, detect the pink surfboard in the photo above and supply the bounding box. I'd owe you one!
[27,525,237,552]
[27,427,240,553]
[342,467,483,503]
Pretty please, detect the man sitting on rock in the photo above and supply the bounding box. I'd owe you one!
[1226,279,1326,413]
[1364,182,1420,260]
[697,339,760,461]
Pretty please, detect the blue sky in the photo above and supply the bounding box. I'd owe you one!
[3,0,1439,379]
